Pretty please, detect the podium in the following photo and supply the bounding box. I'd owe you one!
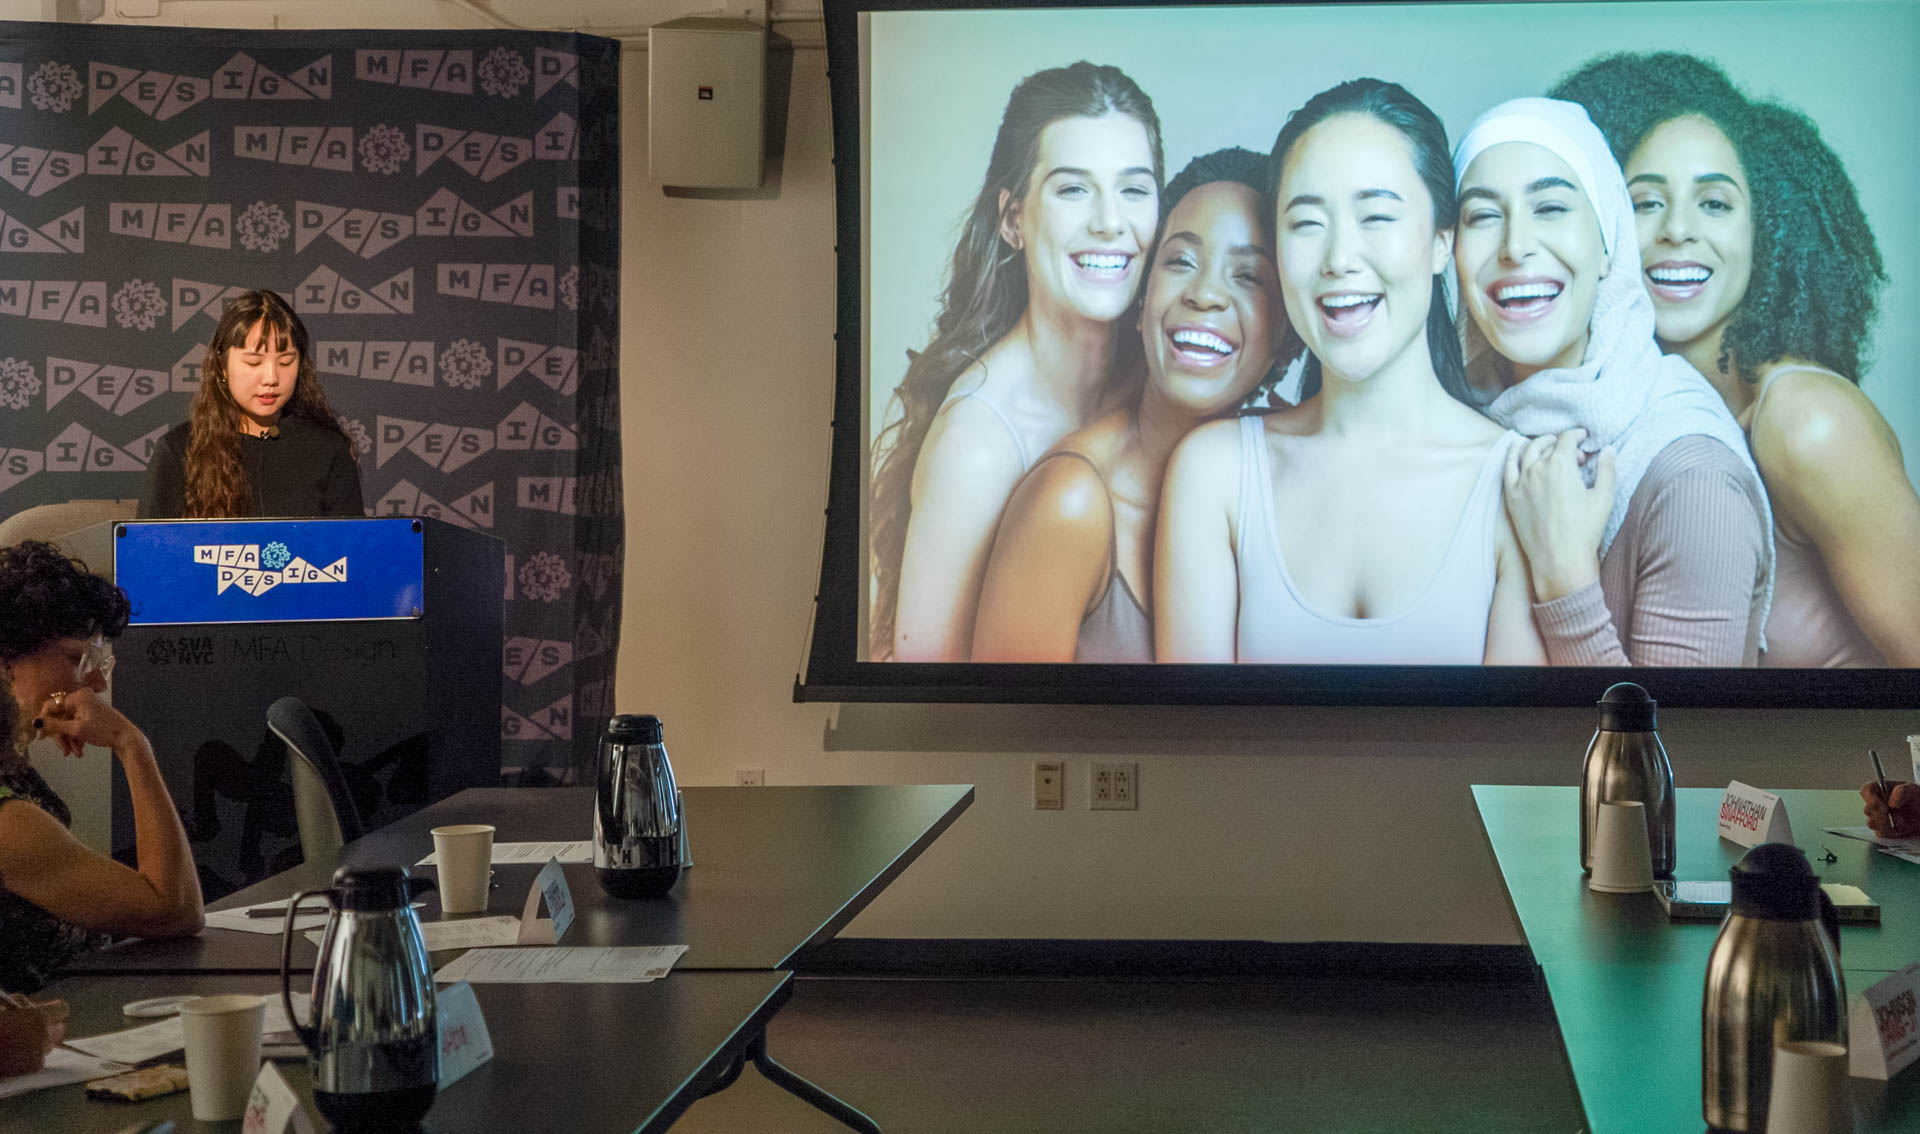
[66,517,504,897]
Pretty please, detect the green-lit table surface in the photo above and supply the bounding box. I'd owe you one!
[1473,785,1920,1134]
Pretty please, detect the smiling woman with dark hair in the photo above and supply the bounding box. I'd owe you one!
[1157,79,1541,665]
[868,62,1165,661]
[1551,52,1920,668]
[0,541,202,993]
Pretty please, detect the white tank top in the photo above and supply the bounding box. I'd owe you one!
[1234,415,1520,664]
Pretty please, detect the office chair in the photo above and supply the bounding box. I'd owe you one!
[0,499,137,548]
[266,695,366,862]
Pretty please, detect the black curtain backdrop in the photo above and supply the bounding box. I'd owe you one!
[0,21,622,779]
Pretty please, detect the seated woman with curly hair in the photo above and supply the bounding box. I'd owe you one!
[1551,53,1920,667]
[0,541,203,992]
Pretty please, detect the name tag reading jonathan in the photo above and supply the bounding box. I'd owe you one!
[517,857,574,945]
[1718,781,1792,848]
[242,1060,315,1134]
[1851,964,1920,1080]
[436,979,494,1089]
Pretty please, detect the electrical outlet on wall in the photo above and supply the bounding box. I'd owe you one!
[735,768,765,786]
[1089,762,1137,810]
[1033,761,1063,810]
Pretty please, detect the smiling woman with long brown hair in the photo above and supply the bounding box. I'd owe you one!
[138,289,364,519]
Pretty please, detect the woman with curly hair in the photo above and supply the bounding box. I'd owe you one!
[869,62,1163,661]
[139,289,364,519]
[1551,52,1920,666]
[973,147,1292,662]
[0,542,203,992]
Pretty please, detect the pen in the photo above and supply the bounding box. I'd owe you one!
[246,904,324,918]
[1871,748,1897,837]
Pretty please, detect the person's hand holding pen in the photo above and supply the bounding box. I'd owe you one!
[1861,778,1920,839]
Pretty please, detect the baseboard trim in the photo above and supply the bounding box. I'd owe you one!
[793,939,1536,982]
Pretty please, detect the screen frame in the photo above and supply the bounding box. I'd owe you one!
[798,0,1920,709]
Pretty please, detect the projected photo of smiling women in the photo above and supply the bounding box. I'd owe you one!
[1156,80,1541,665]
[972,148,1290,662]
[1453,97,1771,666]
[1553,54,1920,667]
[868,62,1163,661]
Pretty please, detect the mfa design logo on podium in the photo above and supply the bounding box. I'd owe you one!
[195,541,348,596]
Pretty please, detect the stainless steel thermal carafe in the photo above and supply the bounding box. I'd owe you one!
[594,713,683,897]
[1579,681,1676,878]
[281,865,439,1131]
[1701,843,1846,1133]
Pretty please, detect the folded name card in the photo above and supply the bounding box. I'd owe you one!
[1718,781,1792,848]
[1850,964,1920,1080]
[435,980,494,1089]
[517,857,574,945]
[242,1061,315,1134]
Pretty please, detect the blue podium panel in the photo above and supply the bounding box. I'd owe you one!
[116,519,425,625]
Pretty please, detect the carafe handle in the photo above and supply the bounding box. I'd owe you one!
[280,886,334,1056]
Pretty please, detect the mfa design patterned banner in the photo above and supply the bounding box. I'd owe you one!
[0,22,622,780]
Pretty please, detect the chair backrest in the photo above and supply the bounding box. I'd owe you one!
[266,696,365,862]
[0,500,137,549]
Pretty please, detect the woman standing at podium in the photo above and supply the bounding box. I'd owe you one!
[138,289,364,519]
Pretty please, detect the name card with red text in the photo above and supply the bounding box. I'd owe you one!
[435,979,494,1088]
[1718,781,1792,848]
[1850,964,1920,1080]
[517,856,574,945]
[241,1060,315,1134]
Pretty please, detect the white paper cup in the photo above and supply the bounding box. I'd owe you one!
[1767,1040,1852,1134]
[1588,800,1656,893]
[433,823,495,913]
[178,994,266,1121]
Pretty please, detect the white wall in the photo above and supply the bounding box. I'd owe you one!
[10,0,1911,945]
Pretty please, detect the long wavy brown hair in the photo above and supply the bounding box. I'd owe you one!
[867,62,1164,660]
[184,290,346,518]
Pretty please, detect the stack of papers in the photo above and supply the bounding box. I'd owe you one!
[433,946,688,984]
[0,1049,130,1100]
[416,840,593,866]
[61,994,312,1066]
[306,916,525,953]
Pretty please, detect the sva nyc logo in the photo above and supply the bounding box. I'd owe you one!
[194,542,347,597]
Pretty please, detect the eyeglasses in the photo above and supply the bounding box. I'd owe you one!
[78,639,115,682]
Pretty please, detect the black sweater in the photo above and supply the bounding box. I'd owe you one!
[138,417,365,519]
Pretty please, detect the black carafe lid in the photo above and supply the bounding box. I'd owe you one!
[1729,843,1821,920]
[606,714,663,743]
[1596,682,1657,732]
[332,864,429,911]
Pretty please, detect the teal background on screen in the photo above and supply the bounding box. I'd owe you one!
[864,1,1920,494]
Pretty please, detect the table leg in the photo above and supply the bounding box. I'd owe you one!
[745,1030,882,1134]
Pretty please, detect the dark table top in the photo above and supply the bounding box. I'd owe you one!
[72,784,973,975]
[1474,785,1920,1134]
[6,969,790,1134]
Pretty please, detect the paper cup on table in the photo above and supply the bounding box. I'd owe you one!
[1588,800,1656,893]
[178,994,266,1121]
[1767,1040,1852,1134]
[432,824,495,913]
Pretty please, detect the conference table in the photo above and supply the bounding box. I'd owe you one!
[1474,785,1920,1133]
[12,783,975,1133]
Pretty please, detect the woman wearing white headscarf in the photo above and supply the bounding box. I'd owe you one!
[1451,98,1772,665]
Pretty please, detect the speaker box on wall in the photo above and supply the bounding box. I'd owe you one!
[648,17,766,189]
